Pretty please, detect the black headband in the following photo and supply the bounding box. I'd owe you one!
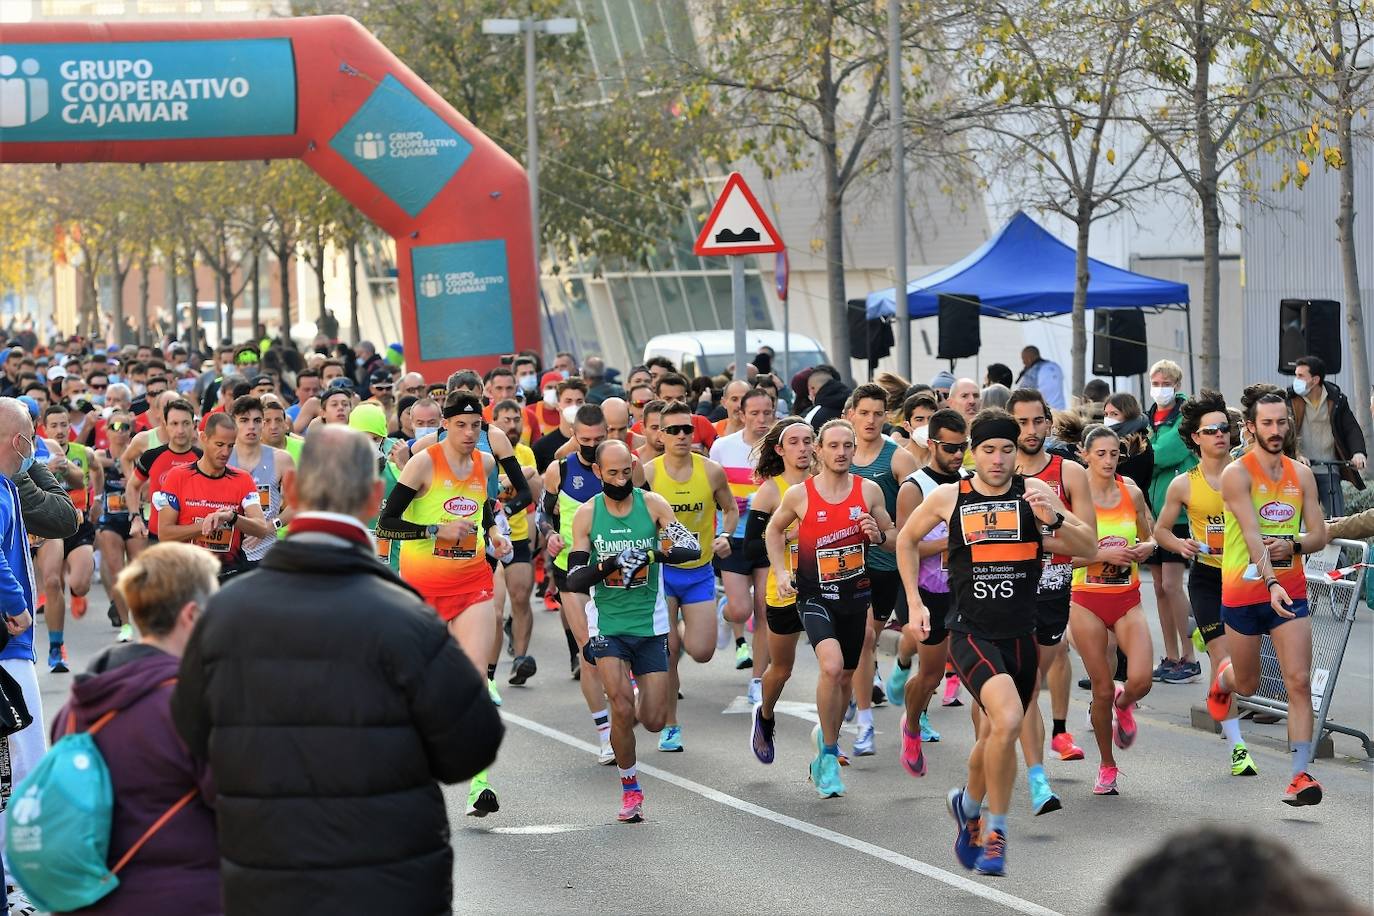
[970,416,1020,447]
[442,396,482,419]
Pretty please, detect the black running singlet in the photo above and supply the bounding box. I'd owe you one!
[945,476,1043,639]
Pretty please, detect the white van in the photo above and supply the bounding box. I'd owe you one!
[642,330,828,380]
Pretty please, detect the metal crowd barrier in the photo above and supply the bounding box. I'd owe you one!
[1237,538,1373,758]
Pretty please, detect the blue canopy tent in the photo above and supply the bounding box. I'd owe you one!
[865,211,1193,384]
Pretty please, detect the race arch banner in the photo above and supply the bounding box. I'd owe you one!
[0,16,536,379]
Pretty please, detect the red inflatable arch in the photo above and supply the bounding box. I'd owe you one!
[0,16,536,379]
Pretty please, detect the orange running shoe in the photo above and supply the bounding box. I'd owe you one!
[1282,772,1323,807]
[1050,732,1085,761]
[70,594,88,618]
[1207,659,1234,722]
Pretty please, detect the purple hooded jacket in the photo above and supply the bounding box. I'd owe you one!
[51,644,220,916]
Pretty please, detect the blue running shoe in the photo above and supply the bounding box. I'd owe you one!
[946,787,982,870]
[48,644,68,674]
[657,725,683,752]
[817,752,846,798]
[843,698,857,724]
[1029,771,1062,816]
[751,703,775,764]
[975,829,1007,876]
[853,724,875,757]
[919,710,941,743]
[885,661,910,707]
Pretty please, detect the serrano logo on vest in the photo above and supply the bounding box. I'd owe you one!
[1258,501,1296,523]
[443,496,478,516]
[1098,535,1128,549]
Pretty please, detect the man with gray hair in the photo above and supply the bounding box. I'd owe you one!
[582,356,625,405]
[172,424,502,915]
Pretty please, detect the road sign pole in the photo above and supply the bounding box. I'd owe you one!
[731,255,748,382]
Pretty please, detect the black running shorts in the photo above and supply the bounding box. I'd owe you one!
[948,630,1039,712]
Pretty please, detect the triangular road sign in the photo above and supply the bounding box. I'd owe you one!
[693,172,785,257]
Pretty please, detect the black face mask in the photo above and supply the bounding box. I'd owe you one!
[579,444,597,465]
[602,479,634,502]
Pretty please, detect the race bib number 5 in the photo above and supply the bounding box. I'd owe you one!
[817,543,864,582]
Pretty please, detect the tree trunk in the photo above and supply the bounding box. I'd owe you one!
[1335,104,1371,470]
[1071,208,1091,397]
[111,268,127,346]
[347,239,360,344]
[186,246,201,354]
[167,247,179,343]
[277,245,292,344]
[250,250,261,340]
[1191,1,1221,391]
[817,29,851,384]
[138,256,150,346]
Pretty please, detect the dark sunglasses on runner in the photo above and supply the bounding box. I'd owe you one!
[1198,423,1230,436]
[663,424,694,437]
[935,440,968,455]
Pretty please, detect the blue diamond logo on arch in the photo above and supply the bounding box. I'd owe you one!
[331,75,473,217]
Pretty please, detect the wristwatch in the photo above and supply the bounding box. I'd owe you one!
[1293,539,1303,556]
[273,518,285,531]
[1043,512,1066,532]
[426,524,440,538]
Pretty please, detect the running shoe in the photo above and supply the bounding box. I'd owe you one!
[1207,659,1234,721]
[503,615,514,656]
[1029,771,1062,816]
[70,594,87,619]
[116,623,134,644]
[106,602,121,628]
[872,670,887,707]
[919,711,941,743]
[8,884,37,916]
[48,644,68,674]
[1112,683,1136,750]
[885,661,911,707]
[509,654,537,686]
[734,642,752,670]
[1191,626,1207,654]
[465,776,499,817]
[658,725,683,752]
[487,679,503,707]
[1281,772,1322,806]
[716,597,731,651]
[837,750,850,767]
[598,734,616,765]
[1230,742,1259,777]
[1162,659,1201,684]
[751,703,775,764]
[1151,657,1176,682]
[816,751,846,798]
[853,724,876,757]
[942,675,963,707]
[974,828,1007,876]
[899,714,926,777]
[1050,732,1085,761]
[1077,676,1092,690]
[571,654,582,680]
[618,787,645,823]
[946,788,982,870]
[746,677,762,707]
[1093,764,1120,795]
[844,698,857,723]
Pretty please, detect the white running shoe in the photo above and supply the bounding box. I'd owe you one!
[598,734,615,765]
[746,677,762,706]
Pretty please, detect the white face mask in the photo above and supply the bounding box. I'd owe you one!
[542,389,558,408]
[413,425,438,442]
[1150,386,1174,407]
[912,425,930,449]
[1104,417,1122,429]
[1293,378,1309,396]
[562,405,580,426]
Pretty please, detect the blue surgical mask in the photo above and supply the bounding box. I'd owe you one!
[14,435,34,476]
[414,425,439,442]
[107,373,122,384]
[1293,378,1309,396]
[518,374,537,393]
[91,395,106,407]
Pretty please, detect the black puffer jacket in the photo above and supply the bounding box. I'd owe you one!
[172,532,502,916]
[804,377,853,429]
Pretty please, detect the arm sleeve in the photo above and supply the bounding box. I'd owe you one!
[536,488,559,535]
[482,499,495,533]
[565,549,614,593]
[376,483,429,539]
[743,509,771,562]
[15,465,79,541]
[498,455,532,515]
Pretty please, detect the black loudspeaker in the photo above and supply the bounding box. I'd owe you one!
[937,294,980,360]
[1278,299,1341,374]
[1092,309,1148,377]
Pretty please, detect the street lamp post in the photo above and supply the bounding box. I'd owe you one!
[482,16,578,351]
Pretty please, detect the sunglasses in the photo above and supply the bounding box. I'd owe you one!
[108,421,131,432]
[632,400,650,409]
[1199,423,1230,436]
[663,424,694,437]
[89,383,107,391]
[372,384,394,392]
[934,440,968,454]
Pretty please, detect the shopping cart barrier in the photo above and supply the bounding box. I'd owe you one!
[1236,538,1372,758]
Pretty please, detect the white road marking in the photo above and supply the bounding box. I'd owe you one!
[503,711,1064,916]
[721,696,819,723]
[489,824,602,835]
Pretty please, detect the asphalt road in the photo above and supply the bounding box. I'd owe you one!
[34,568,1373,916]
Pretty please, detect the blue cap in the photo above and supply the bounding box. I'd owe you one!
[930,369,956,390]
[17,396,39,420]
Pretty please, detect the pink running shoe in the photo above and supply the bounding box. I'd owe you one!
[899,714,927,777]
[1112,683,1137,750]
[618,788,645,823]
[1094,764,1120,795]
[942,674,963,707]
